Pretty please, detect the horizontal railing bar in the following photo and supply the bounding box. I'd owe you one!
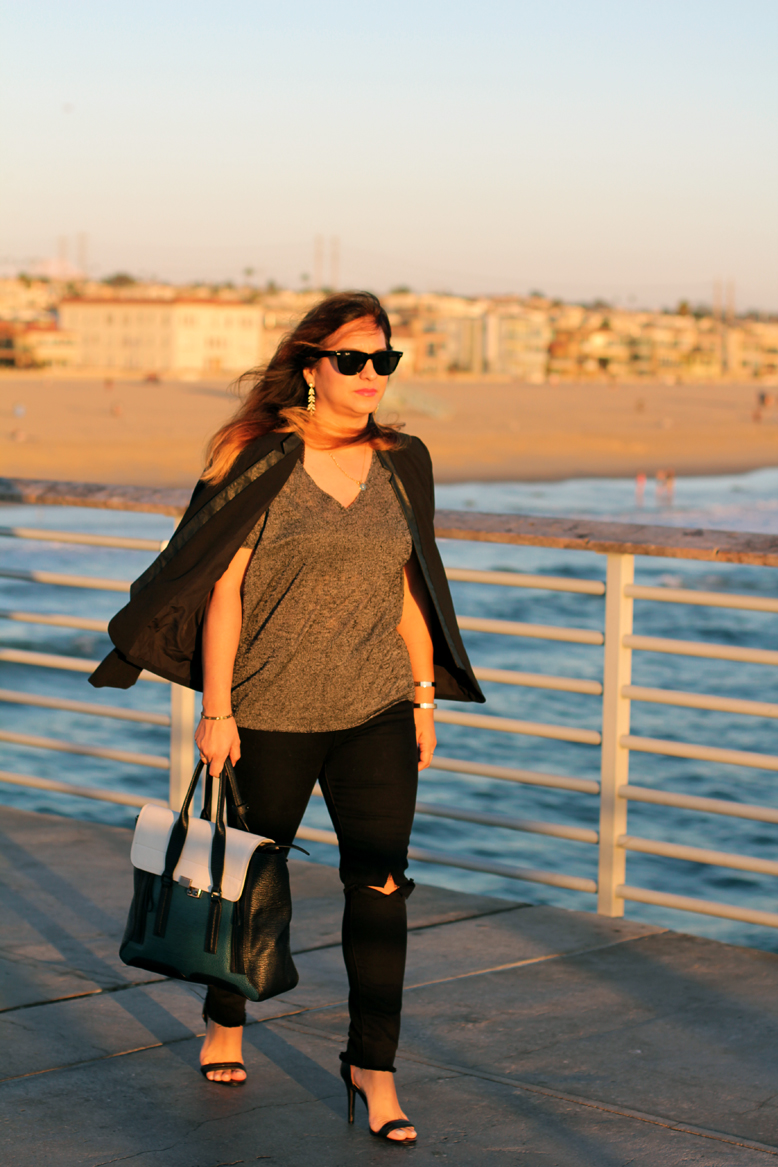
[429,755,600,794]
[621,784,778,824]
[433,508,778,567]
[0,478,190,517]
[415,800,598,843]
[458,614,603,645]
[619,834,778,876]
[0,769,168,809]
[0,648,99,674]
[0,729,170,769]
[436,708,601,745]
[294,825,597,891]
[0,688,170,725]
[623,685,778,720]
[618,884,778,929]
[445,567,605,595]
[309,784,596,842]
[0,568,130,592]
[0,647,168,683]
[0,526,167,552]
[4,482,778,563]
[474,666,603,695]
[625,584,778,613]
[624,634,778,667]
[622,734,778,773]
[408,846,598,893]
[295,825,340,846]
[0,609,109,632]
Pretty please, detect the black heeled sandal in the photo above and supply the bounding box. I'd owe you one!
[339,1062,417,1144]
[200,1061,247,1087]
[200,1004,247,1088]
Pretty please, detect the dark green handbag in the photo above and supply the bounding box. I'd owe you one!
[120,759,300,1001]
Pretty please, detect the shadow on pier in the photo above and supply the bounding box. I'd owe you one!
[2,806,778,1166]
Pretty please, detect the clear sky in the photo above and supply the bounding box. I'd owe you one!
[2,0,777,310]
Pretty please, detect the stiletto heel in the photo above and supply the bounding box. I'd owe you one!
[339,1062,416,1144]
[340,1060,364,1124]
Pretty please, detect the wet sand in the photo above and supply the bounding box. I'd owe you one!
[1,371,777,487]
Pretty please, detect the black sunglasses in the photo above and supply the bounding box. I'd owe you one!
[315,349,403,376]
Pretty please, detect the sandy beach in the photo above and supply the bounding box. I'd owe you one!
[1,371,777,487]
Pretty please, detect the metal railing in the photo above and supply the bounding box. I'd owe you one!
[2,478,778,932]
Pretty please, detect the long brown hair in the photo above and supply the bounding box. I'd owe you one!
[203,291,405,483]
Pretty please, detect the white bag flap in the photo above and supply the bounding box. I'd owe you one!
[131,804,274,902]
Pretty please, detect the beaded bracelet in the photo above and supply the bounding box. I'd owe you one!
[200,711,234,721]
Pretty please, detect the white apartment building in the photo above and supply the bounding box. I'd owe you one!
[484,305,552,382]
[59,299,264,374]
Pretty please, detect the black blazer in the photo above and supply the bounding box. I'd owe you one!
[89,431,485,704]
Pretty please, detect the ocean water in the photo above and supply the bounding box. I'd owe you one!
[2,467,778,951]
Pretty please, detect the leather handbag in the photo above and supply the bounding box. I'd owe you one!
[119,759,300,1001]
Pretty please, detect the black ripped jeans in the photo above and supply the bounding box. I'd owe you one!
[204,700,418,1073]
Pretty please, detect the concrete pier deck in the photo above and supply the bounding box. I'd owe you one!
[2,807,778,1165]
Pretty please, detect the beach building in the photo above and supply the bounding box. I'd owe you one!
[385,292,477,377]
[384,293,551,379]
[484,302,552,381]
[726,321,778,380]
[258,289,327,367]
[18,323,80,367]
[58,298,264,375]
[0,321,80,368]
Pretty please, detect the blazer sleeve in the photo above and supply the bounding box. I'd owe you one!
[389,437,484,704]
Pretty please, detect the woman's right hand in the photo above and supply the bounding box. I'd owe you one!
[194,716,241,777]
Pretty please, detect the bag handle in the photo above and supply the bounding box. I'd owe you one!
[199,769,213,821]
[204,765,228,952]
[222,758,250,831]
[198,760,249,830]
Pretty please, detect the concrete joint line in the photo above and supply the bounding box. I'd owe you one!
[403,904,528,933]
[404,1053,778,1158]
[0,1039,171,1085]
[289,903,525,957]
[0,1006,313,1085]
[0,976,168,1015]
[271,1018,778,1159]
[403,927,669,992]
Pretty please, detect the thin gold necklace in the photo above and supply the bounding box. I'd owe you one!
[328,447,370,492]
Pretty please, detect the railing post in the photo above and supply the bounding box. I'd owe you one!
[598,553,634,916]
[169,683,196,811]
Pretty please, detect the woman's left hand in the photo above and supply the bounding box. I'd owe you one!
[414,706,437,771]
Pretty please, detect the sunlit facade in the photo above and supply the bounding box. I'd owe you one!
[58,299,264,374]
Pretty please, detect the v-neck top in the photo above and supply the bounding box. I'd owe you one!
[231,455,415,731]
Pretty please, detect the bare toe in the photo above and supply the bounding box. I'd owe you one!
[388,1126,416,1142]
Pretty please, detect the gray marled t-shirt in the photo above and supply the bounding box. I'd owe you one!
[231,455,415,732]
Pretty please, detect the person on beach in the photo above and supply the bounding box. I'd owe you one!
[90,291,483,1144]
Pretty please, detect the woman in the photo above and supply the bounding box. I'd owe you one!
[91,291,483,1144]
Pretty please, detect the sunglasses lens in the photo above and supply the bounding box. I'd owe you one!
[335,352,366,375]
[372,351,402,375]
[329,350,403,375]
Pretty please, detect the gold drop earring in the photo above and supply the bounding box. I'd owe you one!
[307,382,316,413]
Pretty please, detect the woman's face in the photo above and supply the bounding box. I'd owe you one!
[303,316,391,425]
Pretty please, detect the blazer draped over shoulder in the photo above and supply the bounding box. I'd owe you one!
[89,431,484,705]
